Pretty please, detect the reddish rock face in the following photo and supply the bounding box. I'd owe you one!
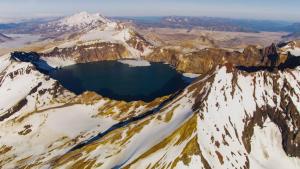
[41,42,128,63]
[144,43,297,74]
[27,39,299,75]
[39,31,151,64]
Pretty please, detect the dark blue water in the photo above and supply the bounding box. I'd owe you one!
[49,61,191,102]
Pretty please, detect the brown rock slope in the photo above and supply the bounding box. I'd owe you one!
[144,42,298,74]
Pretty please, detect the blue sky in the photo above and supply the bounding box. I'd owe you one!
[0,0,300,21]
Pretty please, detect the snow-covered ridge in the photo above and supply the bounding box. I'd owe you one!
[48,65,300,169]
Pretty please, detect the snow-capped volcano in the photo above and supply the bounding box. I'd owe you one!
[37,12,152,66]
[57,11,110,28]
[39,11,114,34]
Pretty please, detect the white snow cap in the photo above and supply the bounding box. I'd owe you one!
[58,11,110,27]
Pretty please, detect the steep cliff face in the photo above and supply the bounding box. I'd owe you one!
[144,41,300,74]
[17,40,300,75]
[41,42,128,64]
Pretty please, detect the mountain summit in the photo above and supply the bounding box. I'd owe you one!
[39,11,114,34]
[57,11,110,28]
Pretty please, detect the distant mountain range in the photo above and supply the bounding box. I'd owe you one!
[0,17,59,34]
[115,16,300,33]
[1,15,299,35]
[282,23,300,40]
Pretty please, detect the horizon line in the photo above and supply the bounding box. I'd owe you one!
[0,14,297,24]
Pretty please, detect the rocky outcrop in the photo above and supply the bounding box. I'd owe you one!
[126,30,152,52]
[11,51,54,72]
[261,43,280,67]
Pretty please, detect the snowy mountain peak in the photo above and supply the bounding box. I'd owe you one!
[57,11,110,28]
[40,11,115,35]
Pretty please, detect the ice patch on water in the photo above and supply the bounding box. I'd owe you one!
[182,73,200,78]
[118,59,151,67]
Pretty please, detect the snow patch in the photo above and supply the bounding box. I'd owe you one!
[42,56,76,68]
[118,59,151,67]
[182,73,200,78]
[288,47,300,56]
[249,119,300,169]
